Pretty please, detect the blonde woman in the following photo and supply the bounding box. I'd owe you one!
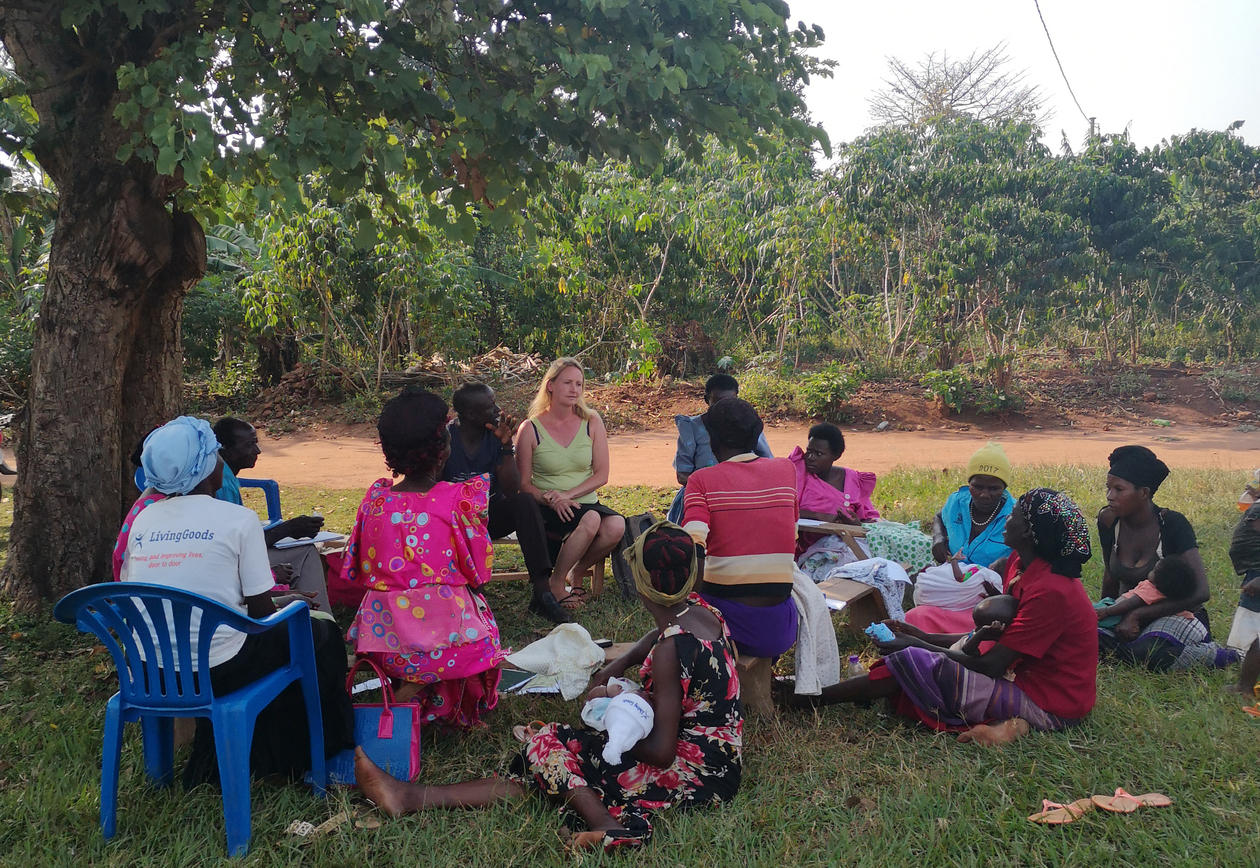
[516,358,625,610]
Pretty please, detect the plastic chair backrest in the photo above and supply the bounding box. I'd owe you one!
[132,467,282,526]
[53,583,285,712]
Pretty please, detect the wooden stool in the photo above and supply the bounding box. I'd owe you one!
[816,577,891,633]
[489,535,607,597]
[736,655,776,719]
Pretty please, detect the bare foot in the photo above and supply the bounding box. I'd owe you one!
[355,746,418,818]
[957,718,1031,746]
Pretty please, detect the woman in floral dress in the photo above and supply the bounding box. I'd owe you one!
[344,388,504,727]
[354,521,742,852]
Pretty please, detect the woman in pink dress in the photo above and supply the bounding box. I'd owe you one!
[344,388,504,727]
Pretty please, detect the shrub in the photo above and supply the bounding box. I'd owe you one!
[1107,370,1150,398]
[738,370,802,416]
[1216,369,1260,403]
[922,365,1024,415]
[798,363,864,419]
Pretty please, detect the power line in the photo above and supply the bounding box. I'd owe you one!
[1032,0,1093,130]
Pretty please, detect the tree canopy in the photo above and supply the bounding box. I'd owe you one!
[0,0,828,608]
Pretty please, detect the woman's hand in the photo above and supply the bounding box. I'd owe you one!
[272,591,319,610]
[883,619,926,641]
[551,495,579,521]
[875,634,917,653]
[973,620,1006,641]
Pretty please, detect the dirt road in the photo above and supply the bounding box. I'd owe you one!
[247,422,1260,490]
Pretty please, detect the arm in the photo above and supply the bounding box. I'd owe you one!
[1095,594,1146,621]
[515,420,544,502]
[673,418,697,487]
[1120,546,1210,632]
[590,627,660,686]
[931,512,950,564]
[628,637,682,768]
[883,619,967,647]
[244,592,277,619]
[1097,509,1119,599]
[491,413,521,496]
[559,413,610,501]
[263,514,324,548]
[878,632,1018,680]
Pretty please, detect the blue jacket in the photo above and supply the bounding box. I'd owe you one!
[940,485,1014,567]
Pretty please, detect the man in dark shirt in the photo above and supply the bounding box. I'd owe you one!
[443,382,568,624]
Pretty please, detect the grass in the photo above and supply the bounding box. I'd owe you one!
[1,468,1258,866]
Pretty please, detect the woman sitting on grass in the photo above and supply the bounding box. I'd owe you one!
[343,388,504,727]
[354,522,742,852]
[516,357,626,610]
[1097,445,1235,670]
[793,488,1098,746]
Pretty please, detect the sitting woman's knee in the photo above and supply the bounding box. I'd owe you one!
[601,515,626,540]
[577,510,602,534]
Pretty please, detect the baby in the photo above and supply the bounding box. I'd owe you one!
[581,678,655,764]
[950,594,1019,660]
[1095,555,1196,629]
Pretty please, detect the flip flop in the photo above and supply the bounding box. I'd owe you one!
[511,720,547,744]
[562,823,652,852]
[1114,788,1171,808]
[1091,789,1141,813]
[555,592,584,611]
[1027,798,1094,824]
[1242,704,1260,718]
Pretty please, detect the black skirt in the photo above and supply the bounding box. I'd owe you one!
[540,501,622,558]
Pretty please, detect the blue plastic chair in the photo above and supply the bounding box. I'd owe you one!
[53,583,328,856]
[133,468,283,528]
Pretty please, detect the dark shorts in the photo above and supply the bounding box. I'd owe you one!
[541,501,622,556]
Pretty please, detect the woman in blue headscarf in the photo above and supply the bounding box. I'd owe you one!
[120,416,354,787]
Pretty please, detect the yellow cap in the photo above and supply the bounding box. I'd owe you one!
[966,442,1011,486]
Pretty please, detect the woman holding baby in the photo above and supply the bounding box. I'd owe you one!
[794,488,1099,745]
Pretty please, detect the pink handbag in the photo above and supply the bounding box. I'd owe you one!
[332,658,423,784]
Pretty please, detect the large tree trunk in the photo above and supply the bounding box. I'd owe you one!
[0,169,204,611]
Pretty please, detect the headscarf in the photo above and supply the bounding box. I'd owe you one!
[966,441,1012,487]
[141,416,221,495]
[1107,445,1170,494]
[624,520,698,607]
[1016,487,1092,578]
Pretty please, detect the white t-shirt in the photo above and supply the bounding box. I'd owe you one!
[121,494,275,666]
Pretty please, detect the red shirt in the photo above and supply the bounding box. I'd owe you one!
[999,555,1098,719]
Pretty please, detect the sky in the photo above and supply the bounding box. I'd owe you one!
[788,0,1260,153]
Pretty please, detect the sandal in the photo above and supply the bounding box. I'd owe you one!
[1091,789,1141,813]
[554,592,584,611]
[1027,798,1093,824]
[562,821,652,852]
[511,720,547,744]
[1112,787,1171,808]
[528,591,573,624]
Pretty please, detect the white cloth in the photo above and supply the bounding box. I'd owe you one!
[912,562,1003,611]
[581,681,655,765]
[505,622,605,700]
[121,495,275,666]
[1226,606,1260,652]
[790,566,842,696]
[824,557,912,621]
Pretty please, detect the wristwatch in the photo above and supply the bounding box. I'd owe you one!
[501,444,516,456]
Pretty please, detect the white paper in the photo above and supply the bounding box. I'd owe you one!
[272,530,345,549]
[796,518,829,528]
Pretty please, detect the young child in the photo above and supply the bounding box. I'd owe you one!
[1226,501,1260,694]
[912,551,1004,612]
[1095,555,1197,628]
[950,594,1019,667]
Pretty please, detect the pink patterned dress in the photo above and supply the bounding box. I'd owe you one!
[508,597,742,831]
[344,476,504,727]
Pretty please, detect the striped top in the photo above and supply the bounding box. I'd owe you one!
[682,454,798,590]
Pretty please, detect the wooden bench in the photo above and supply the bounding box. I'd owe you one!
[796,519,889,633]
[489,534,607,597]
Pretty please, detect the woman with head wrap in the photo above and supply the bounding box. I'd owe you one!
[120,416,354,786]
[353,522,742,853]
[1097,445,1235,670]
[797,488,1099,746]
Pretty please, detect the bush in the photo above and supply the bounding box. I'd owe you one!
[798,363,864,419]
[737,370,802,416]
[922,365,1024,415]
[1216,369,1260,403]
[1107,370,1150,398]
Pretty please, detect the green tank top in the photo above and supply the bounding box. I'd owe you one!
[529,418,598,504]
